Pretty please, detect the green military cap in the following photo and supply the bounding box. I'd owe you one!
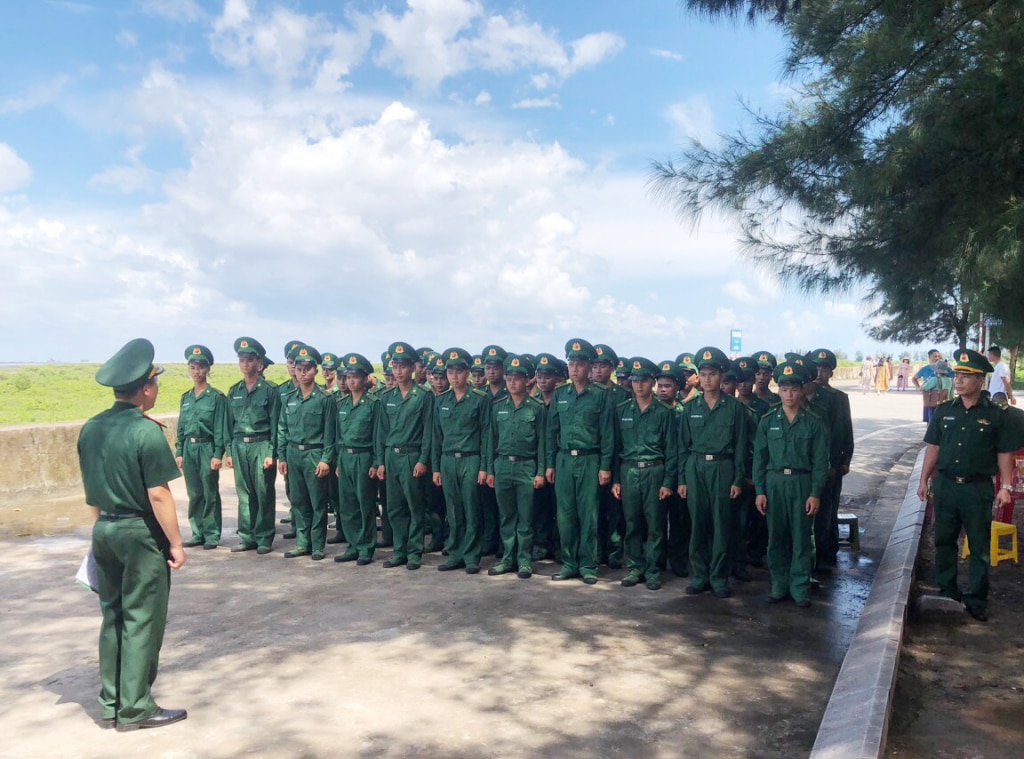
[289,344,322,365]
[627,356,658,379]
[443,347,472,369]
[535,352,559,374]
[261,356,275,368]
[416,347,434,363]
[470,355,485,373]
[481,344,507,364]
[723,360,741,382]
[657,359,682,384]
[752,351,777,369]
[341,352,372,374]
[675,352,697,373]
[616,358,631,378]
[953,348,994,375]
[185,344,213,366]
[694,346,730,371]
[381,350,392,365]
[383,360,393,376]
[504,353,535,378]
[774,361,808,385]
[424,351,440,369]
[564,338,597,361]
[320,353,340,370]
[388,342,416,364]
[284,340,306,359]
[430,355,447,375]
[733,356,757,382]
[555,358,569,377]
[521,353,537,367]
[234,336,260,355]
[96,338,164,390]
[808,348,838,370]
[592,344,618,366]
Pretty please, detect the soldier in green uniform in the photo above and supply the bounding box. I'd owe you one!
[677,346,748,598]
[479,345,508,556]
[276,346,335,560]
[375,341,434,570]
[531,353,562,561]
[424,354,451,552]
[226,337,281,554]
[592,344,629,569]
[613,357,677,590]
[918,349,1020,621]
[753,361,829,607]
[319,352,345,544]
[656,359,690,577]
[734,357,772,568]
[321,352,341,395]
[376,352,395,548]
[332,353,381,565]
[487,354,548,578]
[175,345,228,550]
[79,338,188,731]
[278,340,307,538]
[432,348,490,574]
[752,351,781,404]
[470,355,488,390]
[675,352,700,405]
[615,357,633,397]
[546,339,615,584]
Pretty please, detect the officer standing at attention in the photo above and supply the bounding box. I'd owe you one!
[613,357,676,590]
[752,351,781,405]
[226,337,280,555]
[479,345,509,556]
[78,338,188,731]
[176,345,229,550]
[487,354,548,579]
[546,339,615,584]
[530,353,562,562]
[918,349,1021,621]
[592,344,630,569]
[277,345,335,560]
[677,347,748,598]
[332,353,381,565]
[753,360,829,607]
[375,341,434,570]
[656,360,690,578]
[432,348,490,574]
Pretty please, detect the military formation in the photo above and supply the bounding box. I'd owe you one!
[173,336,860,606]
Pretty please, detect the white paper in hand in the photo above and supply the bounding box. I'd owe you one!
[76,548,99,593]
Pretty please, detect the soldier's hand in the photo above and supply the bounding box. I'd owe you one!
[545,468,555,485]
[368,467,377,479]
[996,488,1013,508]
[611,483,621,499]
[175,456,183,468]
[167,544,186,570]
[659,487,672,500]
[677,485,687,499]
[315,462,329,477]
[806,496,820,516]
[729,485,742,499]
[432,472,442,487]
[487,474,496,488]
[224,456,233,469]
[413,462,427,478]
[278,461,288,476]
[263,457,274,470]
[598,470,611,486]
[211,457,222,471]
[477,470,487,485]
[839,464,850,476]
[916,482,929,502]
[376,465,386,480]
[755,495,768,515]
[533,476,545,489]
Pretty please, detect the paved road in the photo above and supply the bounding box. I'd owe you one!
[0,385,927,758]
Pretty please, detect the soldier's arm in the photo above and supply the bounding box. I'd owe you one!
[732,401,748,488]
[535,401,548,480]
[809,417,829,498]
[213,392,229,462]
[268,387,281,456]
[752,416,769,497]
[599,391,615,473]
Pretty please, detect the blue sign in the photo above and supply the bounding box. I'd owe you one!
[730,329,742,355]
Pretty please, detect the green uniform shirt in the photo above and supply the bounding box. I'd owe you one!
[333,392,381,466]
[546,381,615,471]
[375,383,434,469]
[276,385,336,466]
[613,397,677,490]
[488,394,548,477]
[226,377,282,450]
[806,384,848,468]
[677,392,748,488]
[430,387,491,472]
[828,386,855,468]
[175,386,229,459]
[600,382,631,406]
[752,405,829,498]
[79,402,182,515]
[924,395,1021,476]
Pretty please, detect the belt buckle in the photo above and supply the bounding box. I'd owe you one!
[637,461,648,469]
[393,447,401,454]
[705,454,715,461]
[454,452,463,459]
[955,476,966,485]
[783,468,793,475]
[570,449,579,456]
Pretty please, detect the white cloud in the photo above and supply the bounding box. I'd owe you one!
[0,74,72,115]
[567,32,625,74]
[0,144,32,192]
[650,48,683,62]
[117,29,138,49]
[88,146,159,194]
[665,95,716,144]
[722,280,757,303]
[512,96,560,109]
[473,90,491,105]
[139,0,205,23]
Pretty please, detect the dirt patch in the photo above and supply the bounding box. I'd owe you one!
[887,507,1024,757]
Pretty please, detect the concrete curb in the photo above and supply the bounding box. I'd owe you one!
[809,446,927,759]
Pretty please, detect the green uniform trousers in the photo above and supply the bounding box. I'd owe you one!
[620,463,666,583]
[337,450,377,559]
[232,439,276,548]
[933,476,992,610]
[494,458,536,570]
[441,454,483,568]
[479,484,500,554]
[183,439,222,545]
[663,493,690,575]
[532,483,558,558]
[92,517,170,724]
[765,471,815,602]
[554,451,600,578]
[685,457,735,592]
[385,450,427,563]
[729,485,753,571]
[813,473,837,568]
[328,464,345,541]
[377,479,392,545]
[599,483,624,565]
[287,448,330,553]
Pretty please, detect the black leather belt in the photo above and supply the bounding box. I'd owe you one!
[98,512,141,521]
[567,448,599,457]
[938,471,991,485]
[187,436,213,444]
[622,459,664,469]
[292,444,323,451]
[445,451,479,459]
[237,434,270,444]
[390,446,419,454]
[342,447,373,454]
[771,468,810,476]
[503,455,530,462]
[694,453,725,461]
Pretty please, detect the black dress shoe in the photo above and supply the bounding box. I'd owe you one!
[282,531,297,540]
[645,580,662,591]
[712,588,731,599]
[606,559,622,570]
[311,551,326,561]
[383,558,407,568]
[256,546,273,555]
[280,517,292,524]
[967,605,988,622]
[230,543,256,553]
[795,598,812,609]
[767,594,787,604]
[356,557,373,566]
[465,566,480,575]
[406,561,421,570]
[203,543,218,550]
[334,553,359,563]
[685,584,709,595]
[731,566,751,582]
[283,548,311,558]
[582,576,598,585]
[115,707,187,732]
[326,534,346,544]
[99,717,115,729]
[183,538,204,548]
[438,562,465,572]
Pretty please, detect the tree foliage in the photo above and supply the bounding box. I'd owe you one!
[652,0,1024,345]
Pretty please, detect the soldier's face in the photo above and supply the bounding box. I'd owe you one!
[568,359,590,384]
[384,374,397,389]
[238,354,259,376]
[391,361,413,384]
[779,383,802,409]
[816,365,832,384]
[591,363,613,384]
[345,372,366,393]
[632,376,654,400]
[699,366,722,393]
[470,370,487,388]
[294,362,317,387]
[506,374,528,396]
[484,362,504,384]
[323,368,336,383]
[535,373,557,393]
[447,367,469,391]
[755,367,772,387]
[656,378,678,402]
[721,378,737,396]
[188,361,209,384]
[430,373,449,394]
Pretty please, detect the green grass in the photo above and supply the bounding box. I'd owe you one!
[0,363,293,426]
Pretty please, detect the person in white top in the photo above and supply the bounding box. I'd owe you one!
[987,345,1016,405]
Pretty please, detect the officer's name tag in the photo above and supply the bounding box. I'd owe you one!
[691,414,703,419]
[621,417,633,422]
[441,406,451,412]
[497,410,510,417]
[558,400,568,405]
[769,426,781,431]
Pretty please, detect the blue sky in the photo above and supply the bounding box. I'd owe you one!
[0,0,914,364]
